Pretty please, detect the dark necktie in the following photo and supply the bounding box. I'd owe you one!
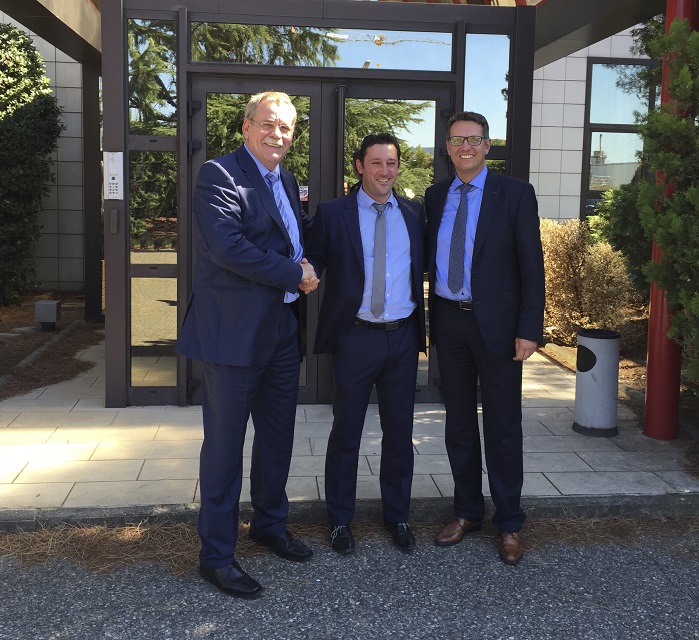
[371,202,387,318]
[266,171,302,263]
[447,183,475,294]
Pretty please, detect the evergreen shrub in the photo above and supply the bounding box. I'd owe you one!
[0,24,64,305]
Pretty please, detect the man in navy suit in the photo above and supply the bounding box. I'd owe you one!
[425,112,545,566]
[177,91,319,598]
[306,134,426,555]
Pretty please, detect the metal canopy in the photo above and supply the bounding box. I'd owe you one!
[0,0,666,68]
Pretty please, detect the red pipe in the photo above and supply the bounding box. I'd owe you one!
[644,0,698,439]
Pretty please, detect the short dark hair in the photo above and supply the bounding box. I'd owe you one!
[356,133,402,165]
[446,111,490,140]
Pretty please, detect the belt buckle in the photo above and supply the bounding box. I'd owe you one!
[458,300,473,310]
[384,320,400,330]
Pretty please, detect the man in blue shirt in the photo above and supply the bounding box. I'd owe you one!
[306,134,426,555]
[425,111,545,566]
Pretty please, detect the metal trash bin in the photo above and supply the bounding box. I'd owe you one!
[572,328,620,437]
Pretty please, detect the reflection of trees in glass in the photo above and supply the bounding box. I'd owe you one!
[605,14,663,109]
[344,99,433,198]
[191,23,340,66]
[129,151,177,249]
[128,20,177,135]
[206,93,311,186]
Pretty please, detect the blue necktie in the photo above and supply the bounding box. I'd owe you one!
[371,202,387,318]
[448,183,475,294]
[266,172,302,263]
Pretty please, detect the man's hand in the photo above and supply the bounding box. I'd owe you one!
[513,338,538,362]
[299,258,319,294]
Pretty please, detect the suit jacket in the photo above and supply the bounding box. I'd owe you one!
[177,146,311,366]
[425,170,545,359]
[306,191,427,355]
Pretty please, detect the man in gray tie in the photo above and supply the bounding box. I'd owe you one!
[305,134,426,555]
[425,111,545,566]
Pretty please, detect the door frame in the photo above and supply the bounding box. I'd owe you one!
[186,75,453,403]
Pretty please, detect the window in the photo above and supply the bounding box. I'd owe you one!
[583,60,659,217]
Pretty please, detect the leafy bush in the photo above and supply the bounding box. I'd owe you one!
[0,24,64,305]
[541,219,642,349]
[587,176,652,295]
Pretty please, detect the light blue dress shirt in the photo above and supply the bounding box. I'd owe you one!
[245,144,301,302]
[356,187,416,322]
[435,165,488,301]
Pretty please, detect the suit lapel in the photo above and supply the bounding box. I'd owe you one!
[429,180,450,261]
[473,171,500,260]
[340,194,364,269]
[236,147,293,250]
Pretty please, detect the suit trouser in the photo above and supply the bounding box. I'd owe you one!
[198,305,300,569]
[325,318,419,526]
[433,298,525,532]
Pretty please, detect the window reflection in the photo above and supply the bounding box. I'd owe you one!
[127,19,177,136]
[588,131,643,191]
[464,33,510,141]
[590,64,648,125]
[131,278,177,387]
[191,23,451,71]
[343,98,436,199]
[129,151,177,259]
[205,92,311,193]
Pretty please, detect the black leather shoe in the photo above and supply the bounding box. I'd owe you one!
[249,529,313,562]
[330,525,355,555]
[199,561,263,599]
[384,521,416,552]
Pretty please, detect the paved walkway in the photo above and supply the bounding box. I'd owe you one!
[1,342,698,529]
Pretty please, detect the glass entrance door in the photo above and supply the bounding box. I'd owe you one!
[188,77,451,403]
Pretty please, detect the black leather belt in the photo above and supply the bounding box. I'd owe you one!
[437,297,474,311]
[353,315,413,330]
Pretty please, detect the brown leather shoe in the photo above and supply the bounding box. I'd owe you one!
[434,517,482,546]
[499,531,524,565]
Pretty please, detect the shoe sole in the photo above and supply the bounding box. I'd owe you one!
[434,523,482,547]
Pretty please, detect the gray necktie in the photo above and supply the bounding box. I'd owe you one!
[371,202,387,318]
[448,183,475,294]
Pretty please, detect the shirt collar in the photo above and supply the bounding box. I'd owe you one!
[357,186,398,211]
[450,165,488,193]
[244,143,279,181]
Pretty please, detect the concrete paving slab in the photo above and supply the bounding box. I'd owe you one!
[90,439,201,460]
[523,452,593,473]
[0,427,56,444]
[0,482,74,509]
[545,471,676,495]
[63,479,197,508]
[138,457,199,481]
[578,451,685,472]
[17,459,144,483]
[47,426,159,443]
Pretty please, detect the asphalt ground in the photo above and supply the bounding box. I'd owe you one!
[2,524,698,640]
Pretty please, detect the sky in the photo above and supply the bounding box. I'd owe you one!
[327,29,511,146]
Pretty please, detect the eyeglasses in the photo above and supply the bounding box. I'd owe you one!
[448,135,485,146]
[248,118,294,136]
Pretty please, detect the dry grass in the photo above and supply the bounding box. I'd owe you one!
[1,518,698,576]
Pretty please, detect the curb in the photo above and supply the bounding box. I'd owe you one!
[3,494,699,532]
